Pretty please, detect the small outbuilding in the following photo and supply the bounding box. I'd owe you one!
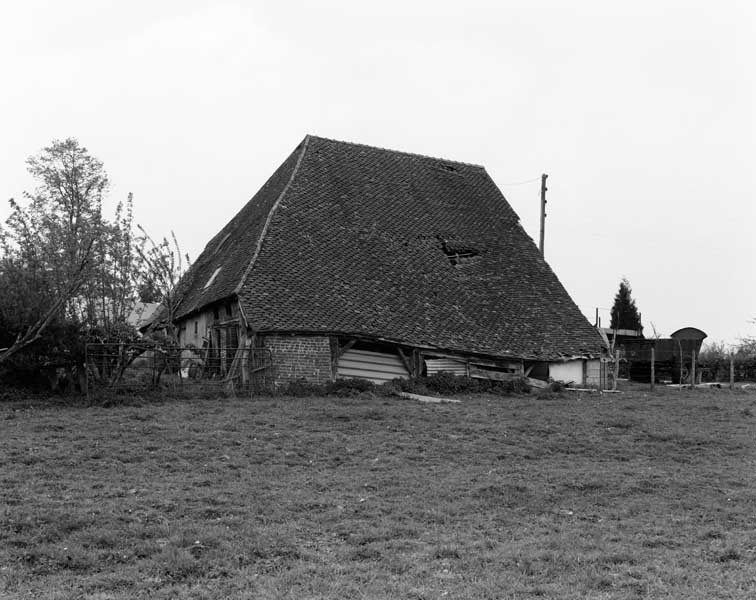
[622,327,707,383]
[173,136,605,389]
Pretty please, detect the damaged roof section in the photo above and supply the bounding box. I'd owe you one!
[176,135,605,360]
[438,237,481,266]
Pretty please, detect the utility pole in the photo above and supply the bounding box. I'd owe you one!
[539,173,548,256]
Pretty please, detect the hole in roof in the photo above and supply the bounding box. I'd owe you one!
[214,233,231,254]
[203,267,222,289]
[438,237,480,266]
[446,251,480,266]
[442,164,458,172]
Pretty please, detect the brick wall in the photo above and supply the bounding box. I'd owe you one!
[261,335,333,386]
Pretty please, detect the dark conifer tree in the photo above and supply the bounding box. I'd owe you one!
[610,278,643,332]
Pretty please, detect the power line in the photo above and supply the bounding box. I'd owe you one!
[497,176,542,186]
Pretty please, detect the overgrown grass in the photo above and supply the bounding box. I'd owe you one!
[2,387,756,598]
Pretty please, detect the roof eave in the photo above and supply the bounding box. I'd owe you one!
[253,327,603,362]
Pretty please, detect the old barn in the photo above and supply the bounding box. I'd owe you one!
[173,136,605,388]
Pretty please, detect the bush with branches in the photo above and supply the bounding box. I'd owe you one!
[699,330,756,382]
[1,138,189,391]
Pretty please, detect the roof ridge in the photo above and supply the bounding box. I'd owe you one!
[233,137,310,303]
[305,134,485,169]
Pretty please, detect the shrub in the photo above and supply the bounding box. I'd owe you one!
[532,379,569,399]
[377,379,402,397]
[508,376,533,394]
[698,340,756,382]
[278,377,377,397]
[394,377,427,395]
[326,377,375,397]
[389,372,531,396]
[280,379,328,397]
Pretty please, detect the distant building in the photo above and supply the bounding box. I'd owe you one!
[126,302,164,333]
[599,327,644,348]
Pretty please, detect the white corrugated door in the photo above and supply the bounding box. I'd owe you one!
[336,349,410,384]
[549,360,584,385]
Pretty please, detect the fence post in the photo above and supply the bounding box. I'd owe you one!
[84,344,90,403]
[650,347,655,391]
[691,349,696,388]
[730,354,735,390]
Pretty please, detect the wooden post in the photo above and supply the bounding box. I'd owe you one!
[730,354,735,390]
[396,347,413,378]
[650,347,655,391]
[83,361,90,404]
[612,348,620,391]
[539,173,548,256]
[691,349,696,388]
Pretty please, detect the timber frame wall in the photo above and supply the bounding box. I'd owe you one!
[176,306,602,389]
[251,332,530,388]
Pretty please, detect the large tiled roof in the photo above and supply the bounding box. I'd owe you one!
[176,135,604,360]
[174,145,302,319]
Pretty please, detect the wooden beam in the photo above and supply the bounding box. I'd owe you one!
[329,336,339,376]
[396,347,413,377]
[421,351,522,370]
[337,339,357,358]
[526,377,549,389]
[469,366,520,382]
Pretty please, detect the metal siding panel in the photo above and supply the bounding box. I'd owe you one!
[337,349,409,383]
[425,358,468,376]
[337,350,407,367]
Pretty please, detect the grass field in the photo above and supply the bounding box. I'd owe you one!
[1,386,756,599]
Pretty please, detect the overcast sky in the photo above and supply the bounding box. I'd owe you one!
[2,0,754,345]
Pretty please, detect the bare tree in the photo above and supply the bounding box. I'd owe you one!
[128,227,192,386]
[135,226,190,343]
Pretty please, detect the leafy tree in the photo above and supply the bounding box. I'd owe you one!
[0,139,139,367]
[1,137,194,390]
[137,279,162,304]
[0,239,93,365]
[609,278,643,333]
